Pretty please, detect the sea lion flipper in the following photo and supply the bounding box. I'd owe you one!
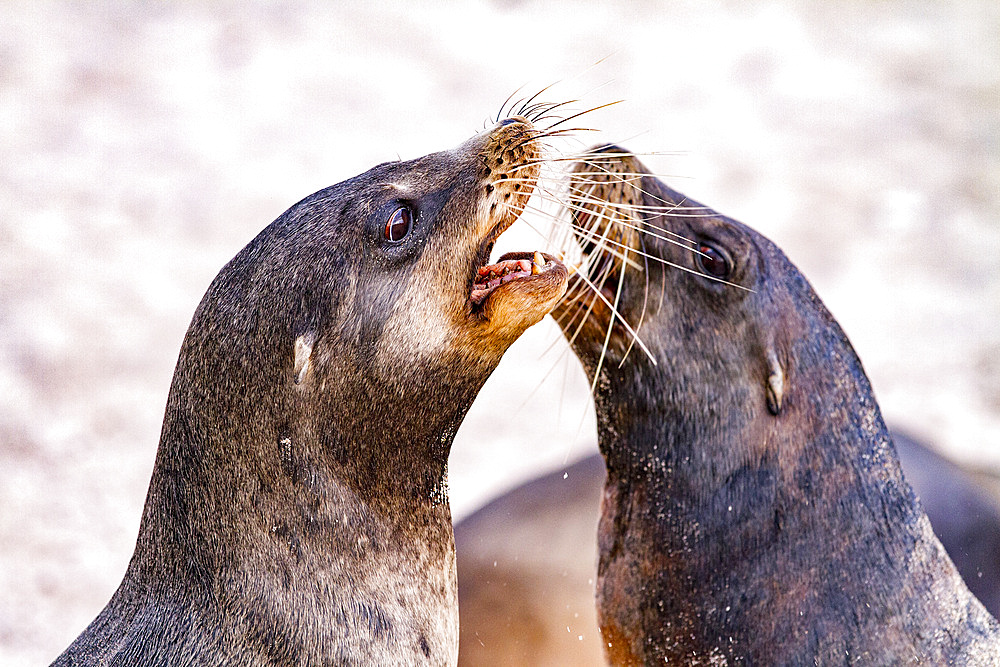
[765,347,784,416]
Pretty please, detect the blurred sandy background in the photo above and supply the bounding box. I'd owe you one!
[1,1,998,663]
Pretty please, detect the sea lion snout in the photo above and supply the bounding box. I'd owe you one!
[475,250,568,338]
[555,146,764,376]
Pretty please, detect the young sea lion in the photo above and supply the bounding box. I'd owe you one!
[51,114,568,666]
[551,146,1000,664]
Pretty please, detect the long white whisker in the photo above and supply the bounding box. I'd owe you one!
[619,232,650,367]
[569,268,657,364]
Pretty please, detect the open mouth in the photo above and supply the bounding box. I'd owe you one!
[463,113,568,314]
[470,250,560,306]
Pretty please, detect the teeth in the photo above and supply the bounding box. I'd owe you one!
[472,255,549,304]
[532,251,545,275]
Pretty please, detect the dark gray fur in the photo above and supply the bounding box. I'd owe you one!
[554,146,1000,665]
[52,119,565,666]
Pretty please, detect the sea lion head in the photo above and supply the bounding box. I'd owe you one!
[553,145,864,471]
[150,116,568,548]
[237,114,568,380]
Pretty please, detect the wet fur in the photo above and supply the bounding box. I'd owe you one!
[52,118,568,666]
[454,435,1000,665]
[554,147,1000,665]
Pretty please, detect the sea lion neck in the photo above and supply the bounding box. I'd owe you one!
[592,288,990,662]
[133,299,491,578]
[310,346,494,506]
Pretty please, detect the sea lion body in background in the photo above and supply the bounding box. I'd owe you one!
[52,116,568,665]
[455,433,1000,665]
[456,454,606,666]
[894,432,1000,617]
[551,147,1000,664]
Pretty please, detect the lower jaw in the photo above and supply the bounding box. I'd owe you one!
[469,251,556,308]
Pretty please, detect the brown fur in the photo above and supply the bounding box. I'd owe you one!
[51,117,568,666]
[454,434,1000,665]
[552,146,1000,665]
[456,454,606,667]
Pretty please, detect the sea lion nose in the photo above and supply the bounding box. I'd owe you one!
[498,118,519,126]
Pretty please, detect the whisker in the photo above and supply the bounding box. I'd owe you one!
[569,268,658,364]
[573,213,753,291]
[512,127,605,150]
[554,284,608,362]
[521,187,701,268]
[556,191,703,254]
[537,100,624,134]
[521,200,645,271]
[589,240,634,389]
[618,230,651,367]
[521,98,581,123]
[572,157,718,220]
[516,82,563,118]
[487,91,672,376]
[496,85,527,124]
[511,207,660,364]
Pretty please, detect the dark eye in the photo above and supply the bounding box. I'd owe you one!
[384,207,413,242]
[696,243,731,280]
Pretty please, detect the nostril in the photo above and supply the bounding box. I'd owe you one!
[498,118,518,127]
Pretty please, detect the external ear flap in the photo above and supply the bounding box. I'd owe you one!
[765,347,784,416]
[293,332,316,385]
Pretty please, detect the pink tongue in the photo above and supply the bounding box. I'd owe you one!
[471,258,533,304]
[476,258,531,279]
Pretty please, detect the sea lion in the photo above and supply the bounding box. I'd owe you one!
[455,453,606,667]
[551,146,1000,664]
[455,433,1000,665]
[893,431,1000,619]
[51,114,568,665]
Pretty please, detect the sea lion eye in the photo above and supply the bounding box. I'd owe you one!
[384,207,413,242]
[696,243,731,280]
